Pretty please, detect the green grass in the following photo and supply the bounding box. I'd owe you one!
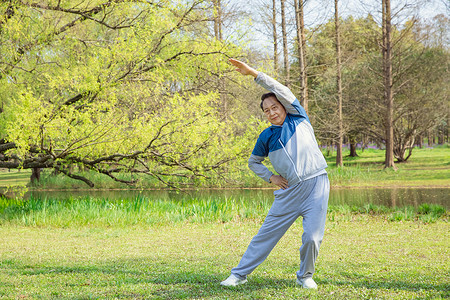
[0,145,450,189]
[0,147,447,299]
[0,146,449,189]
[0,196,447,228]
[325,146,450,188]
[0,196,271,227]
[0,219,448,299]
[0,169,31,187]
[0,192,448,299]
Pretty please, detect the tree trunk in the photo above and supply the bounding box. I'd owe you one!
[361,135,368,152]
[349,136,359,157]
[294,0,308,113]
[212,0,222,41]
[30,167,41,183]
[382,0,396,169]
[446,119,449,143]
[272,0,278,74]
[349,142,358,157]
[299,0,308,112]
[334,0,343,167]
[438,125,444,144]
[280,0,290,87]
[212,0,226,118]
[394,134,415,162]
[326,141,333,157]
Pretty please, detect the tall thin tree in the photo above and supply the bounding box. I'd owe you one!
[334,0,343,167]
[299,0,308,112]
[280,0,290,87]
[294,0,308,113]
[212,0,227,119]
[382,0,396,169]
[272,0,279,73]
[213,0,223,40]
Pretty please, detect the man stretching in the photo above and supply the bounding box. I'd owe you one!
[221,59,330,289]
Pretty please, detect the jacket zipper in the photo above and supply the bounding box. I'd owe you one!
[278,139,302,181]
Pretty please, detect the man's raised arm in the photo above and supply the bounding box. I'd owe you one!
[229,58,258,78]
[229,59,305,117]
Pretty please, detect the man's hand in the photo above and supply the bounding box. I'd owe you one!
[270,175,289,190]
[229,58,258,78]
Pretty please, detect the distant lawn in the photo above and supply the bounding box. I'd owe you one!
[325,146,449,188]
[0,219,448,299]
[0,146,448,189]
[0,169,30,187]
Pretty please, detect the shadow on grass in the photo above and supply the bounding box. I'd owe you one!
[1,257,297,298]
[2,258,448,298]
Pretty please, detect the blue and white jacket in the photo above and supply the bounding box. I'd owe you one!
[249,72,328,187]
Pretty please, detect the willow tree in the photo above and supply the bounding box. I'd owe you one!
[0,0,246,188]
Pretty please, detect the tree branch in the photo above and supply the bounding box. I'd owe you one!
[1,0,127,78]
[55,166,95,187]
[0,142,16,153]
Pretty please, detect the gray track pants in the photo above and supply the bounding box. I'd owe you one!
[231,174,329,280]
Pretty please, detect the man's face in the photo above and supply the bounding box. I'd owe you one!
[262,96,287,126]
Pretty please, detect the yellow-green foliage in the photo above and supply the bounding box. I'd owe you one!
[0,0,258,185]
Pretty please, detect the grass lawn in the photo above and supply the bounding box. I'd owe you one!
[325,146,450,188]
[0,146,448,190]
[0,218,448,299]
[0,169,31,187]
[0,147,447,299]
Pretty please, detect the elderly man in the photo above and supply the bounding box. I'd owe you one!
[221,59,330,289]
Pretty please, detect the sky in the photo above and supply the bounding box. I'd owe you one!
[226,0,449,54]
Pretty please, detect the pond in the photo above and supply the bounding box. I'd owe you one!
[26,187,450,209]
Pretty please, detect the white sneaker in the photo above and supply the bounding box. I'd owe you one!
[220,274,247,286]
[296,277,318,289]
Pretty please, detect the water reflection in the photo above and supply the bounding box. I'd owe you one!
[330,188,449,208]
[26,187,449,209]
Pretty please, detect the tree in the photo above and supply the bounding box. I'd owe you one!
[272,0,279,73]
[0,0,248,188]
[307,15,379,153]
[280,0,290,86]
[334,0,344,167]
[212,0,223,40]
[342,16,448,163]
[382,0,396,169]
[391,45,449,161]
[294,0,309,113]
